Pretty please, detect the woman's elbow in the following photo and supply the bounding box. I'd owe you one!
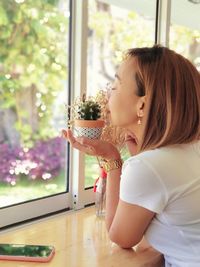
[108,231,140,249]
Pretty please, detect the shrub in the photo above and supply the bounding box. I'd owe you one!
[0,137,65,185]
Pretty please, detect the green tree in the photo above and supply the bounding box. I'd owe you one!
[0,0,68,147]
[88,0,200,86]
[88,1,155,84]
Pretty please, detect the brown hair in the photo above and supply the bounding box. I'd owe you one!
[126,45,200,152]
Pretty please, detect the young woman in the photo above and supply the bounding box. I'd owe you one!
[62,45,200,267]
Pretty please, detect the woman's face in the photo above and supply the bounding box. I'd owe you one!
[108,57,146,151]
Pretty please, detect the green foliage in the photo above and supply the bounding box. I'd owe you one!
[77,100,101,120]
[0,0,69,145]
[88,1,155,66]
[15,121,33,146]
[88,0,200,67]
[1,0,199,147]
[170,25,200,61]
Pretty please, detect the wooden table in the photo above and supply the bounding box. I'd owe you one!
[0,207,163,267]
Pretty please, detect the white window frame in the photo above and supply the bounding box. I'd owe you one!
[0,194,71,229]
[157,0,171,46]
[69,0,95,210]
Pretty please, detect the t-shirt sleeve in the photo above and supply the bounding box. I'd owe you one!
[120,158,168,214]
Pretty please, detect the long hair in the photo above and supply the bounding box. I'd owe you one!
[126,45,200,152]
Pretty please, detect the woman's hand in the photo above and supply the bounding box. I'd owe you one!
[125,131,139,156]
[62,129,120,160]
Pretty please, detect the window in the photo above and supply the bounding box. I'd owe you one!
[0,0,71,227]
[169,0,200,70]
[0,0,162,225]
[85,0,157,188]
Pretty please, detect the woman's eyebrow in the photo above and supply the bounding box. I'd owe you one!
[114,73,121,81]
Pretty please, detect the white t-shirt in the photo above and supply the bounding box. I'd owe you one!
[120,141,200,267]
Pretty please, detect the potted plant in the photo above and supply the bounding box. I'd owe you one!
[66,92,106,140]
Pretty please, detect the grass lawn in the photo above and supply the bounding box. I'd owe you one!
[0,171,67,208]
[0,157,99,208]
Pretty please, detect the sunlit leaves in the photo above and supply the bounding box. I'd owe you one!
[0,0,69,145]
[0,5,8,26]
[170,24,200,60]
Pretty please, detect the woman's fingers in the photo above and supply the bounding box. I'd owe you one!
[125,133,138,155]
[62,129,74,144]
[62,129,120,159]
[62,129,96,155]
[67,129,77,144]
[76,136,98,146]
[62,129,68,138]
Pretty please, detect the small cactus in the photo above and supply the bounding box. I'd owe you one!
[65,90,126,147]
[77,99,101,120]
[66,93,104,127]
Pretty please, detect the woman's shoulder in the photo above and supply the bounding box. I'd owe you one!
[123,140,200,187]
[126,140,200,166]
[124,146,171,167]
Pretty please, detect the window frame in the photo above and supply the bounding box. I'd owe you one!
[156,0,171,46]
[69,0,95,210]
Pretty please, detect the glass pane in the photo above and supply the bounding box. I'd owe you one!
[0,0,70,208]
[169,0,200,70]
[85,0,157,188]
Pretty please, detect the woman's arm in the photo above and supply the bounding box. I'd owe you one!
[105,168,121,231]
[106,166,155,248]
[105,133,155,248]
[63,129,155,249]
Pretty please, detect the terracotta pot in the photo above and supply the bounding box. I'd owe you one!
[73,120,105,140]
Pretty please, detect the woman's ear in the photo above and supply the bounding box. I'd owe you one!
[136,96,146,118]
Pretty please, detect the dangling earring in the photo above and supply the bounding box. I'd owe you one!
[137,109,143,125]
[137,117,142,125]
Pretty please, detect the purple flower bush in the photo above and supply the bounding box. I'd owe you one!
[0,137,65,185]
[0,144,23,184]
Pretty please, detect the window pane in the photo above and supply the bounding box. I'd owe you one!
[169,0,200,70]
[85,0,157,188]
[0,0,70,208]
